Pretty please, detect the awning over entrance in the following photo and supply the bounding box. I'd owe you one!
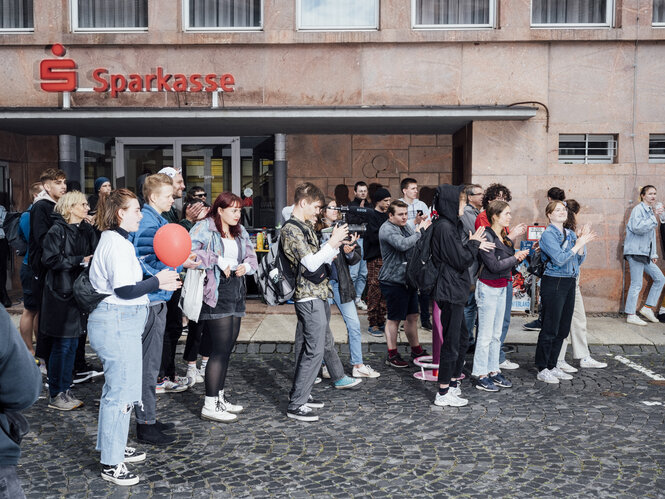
[0,105,537,136]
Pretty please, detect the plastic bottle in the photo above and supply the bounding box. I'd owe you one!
[262,228,269,250]
[256,231,264,251]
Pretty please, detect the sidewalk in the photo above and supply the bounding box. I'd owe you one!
[8,299,665,346]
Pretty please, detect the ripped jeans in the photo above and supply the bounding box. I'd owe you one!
[88,302,148,466]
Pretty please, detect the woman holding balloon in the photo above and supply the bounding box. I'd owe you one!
[189,192,258,423]
[130,174,200,446]
[88,189,181,486]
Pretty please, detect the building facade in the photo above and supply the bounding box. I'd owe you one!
[1,0,664,311]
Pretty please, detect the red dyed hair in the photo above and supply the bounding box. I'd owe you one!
[210,191,243,238]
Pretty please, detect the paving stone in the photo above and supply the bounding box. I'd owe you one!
[17,350,665,497]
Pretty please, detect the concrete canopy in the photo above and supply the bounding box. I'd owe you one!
[0,105,537,137]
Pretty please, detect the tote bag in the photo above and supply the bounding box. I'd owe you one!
[179,268,205,322]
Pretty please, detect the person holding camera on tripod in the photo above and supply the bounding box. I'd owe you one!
[379,199,432,368]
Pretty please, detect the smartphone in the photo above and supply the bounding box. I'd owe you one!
[417,210,424,217]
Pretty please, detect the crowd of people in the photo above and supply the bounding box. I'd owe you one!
[2,168,665,492]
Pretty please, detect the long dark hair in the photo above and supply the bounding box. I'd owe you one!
[209,192,242,238]
[563,199,580,232]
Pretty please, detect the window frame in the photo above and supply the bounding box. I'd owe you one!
[530,0,615,29]
[0,0,34,32]
[649,134,665,163]
[558,134,618,164]
[411,0,497,30]
[182,0,263,32]
[71,0,149,33]
[653,0,665,26]
[296,0,380,31]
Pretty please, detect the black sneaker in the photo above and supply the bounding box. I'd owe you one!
[287,405,319,422]
[421,320,433,331]
[490,372,513,388]
[136,423,176,446]
[123,447,146,463]
[410,349,430,361]
[386,353,409,368]
[305,395,325,409]
[522,319,542,331]
[101,462,139,486]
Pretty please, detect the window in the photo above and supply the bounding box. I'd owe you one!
[649,135,665,162]
[73,0,148,31]
[654,0,665,25]
[297,0,378,30]
[184,0,262,30]
[531,0,613,27]
[559,134,617,164]
[413,0,495,29]
[0,0,33,31]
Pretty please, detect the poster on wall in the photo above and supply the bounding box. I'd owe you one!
[511,240,535,311]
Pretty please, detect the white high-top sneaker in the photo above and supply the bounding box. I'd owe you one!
[201,396,237,423]
[218,389,244,414]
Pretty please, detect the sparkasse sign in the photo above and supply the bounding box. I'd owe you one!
[39,44,235,98]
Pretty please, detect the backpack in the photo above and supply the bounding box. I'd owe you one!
[254,219,331,306]
[527,231,567,278]
[405,219,440,295]
[2,211,28,256]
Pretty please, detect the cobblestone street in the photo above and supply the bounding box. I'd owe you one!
[18,346,665,498]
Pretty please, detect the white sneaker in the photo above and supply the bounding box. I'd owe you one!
[550,366,573,380]
[433,391,468,407]
[321,365,331,379]
[450,385,462,397]
[627,314,647,326]
[639,306,659,323]
[352,364,380,378]
[314,376,322,384]
[201,396,237,423]
[355,299,368,311]
[580,356,607,369]
[198,366,206,383]
[218,389,244,414]
[185,366,198,387]
[536,369,559,384]
[556,360,578,374]
[499,359,519,370]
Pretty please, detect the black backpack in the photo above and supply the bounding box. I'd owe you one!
[405,219,440,295]
[527,232,567,278]
[254,218,329,306]
[2,211,27,256]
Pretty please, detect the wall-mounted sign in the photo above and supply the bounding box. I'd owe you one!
[526,225,545,241]
[39,44,235,98]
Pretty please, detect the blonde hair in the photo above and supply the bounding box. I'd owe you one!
[143,174,173,204]
[54,191,87,223]
[96,188,137,231]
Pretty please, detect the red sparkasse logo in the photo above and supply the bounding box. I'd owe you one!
[39,44,235,98]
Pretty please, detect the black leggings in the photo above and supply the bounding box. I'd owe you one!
[203,316,241,397]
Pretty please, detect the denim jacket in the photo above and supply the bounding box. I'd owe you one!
[190,218,258,308]
[540,224,585,278]
[623,202,658,259]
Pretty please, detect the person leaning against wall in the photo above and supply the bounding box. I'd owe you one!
[623,185,665,326]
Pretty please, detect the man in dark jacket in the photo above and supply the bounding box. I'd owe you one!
[0,304,42,498]
[348,181,373,310]
[362,188,391,336]
[29,168,67,368]
[431,184,490,408]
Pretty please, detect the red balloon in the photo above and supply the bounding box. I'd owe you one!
[153,224,192,268]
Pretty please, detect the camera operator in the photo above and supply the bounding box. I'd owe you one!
[378,200,432,368]
[348,182,373,310]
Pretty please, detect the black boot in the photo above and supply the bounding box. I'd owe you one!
[136,423,176,445]
[154,420,175,432]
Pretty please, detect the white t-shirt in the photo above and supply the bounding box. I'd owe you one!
[217,237,251,273]
[90,230,149,306]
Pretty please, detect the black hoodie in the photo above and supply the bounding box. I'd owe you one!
[431,184,480,305]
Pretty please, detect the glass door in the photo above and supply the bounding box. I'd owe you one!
[115,139,175,200]
[176,138,240,200]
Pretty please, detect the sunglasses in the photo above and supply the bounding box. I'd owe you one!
[193,193,206,199]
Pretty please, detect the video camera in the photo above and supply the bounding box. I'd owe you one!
[329,206,368,236]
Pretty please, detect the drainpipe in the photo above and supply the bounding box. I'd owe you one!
[58,135,80,187]
[274,133,287,228]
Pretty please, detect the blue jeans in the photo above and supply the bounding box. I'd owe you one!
[473,282,506,376]
[625,257,665,314]
[348,239,368,299]
[0,466,25,499]
[499,282,513,364]
[330,280,363,366]
[47,337,78,398]
[464,290,478,345]
[88,302,148,466]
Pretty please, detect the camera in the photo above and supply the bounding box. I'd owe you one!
[329,206,367,237]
